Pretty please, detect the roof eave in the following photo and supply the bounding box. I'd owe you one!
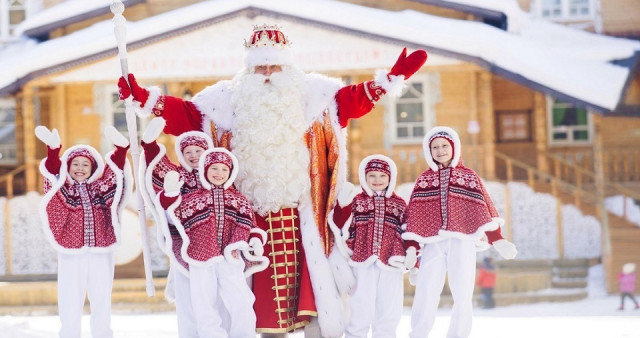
[23,0,146,39]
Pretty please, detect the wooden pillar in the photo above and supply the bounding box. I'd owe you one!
[22,86,37,192]
[54,86,67,145]
[533,92,549,173]
[477,71,496,179]
[468,71,480,173]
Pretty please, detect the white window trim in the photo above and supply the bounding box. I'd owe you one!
[383,73,438,146]
[534,0,597,22]
[0,0,34,44]
[546,95,594,147]
[97,84,146,154]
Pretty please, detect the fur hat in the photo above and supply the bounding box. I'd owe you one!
[243,24,293,69]
[198,147,239,190]
[61,145,105,183]
[423,126,462,171]
[358,154,397,198]
[175,131,214,172]
[66,148,97,175]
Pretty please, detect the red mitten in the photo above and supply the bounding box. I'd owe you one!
[389,47,428,80]
[117,73,150,107]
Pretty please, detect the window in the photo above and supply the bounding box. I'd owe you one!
[384,74,439,145]
[496,110,532,142]
[0,98,16,164]
[0,0,29,42]
[536,0,594,20]
[97,85,144,153]
[547,97,592,145]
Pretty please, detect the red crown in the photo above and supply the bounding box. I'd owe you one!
[244,24,290,49]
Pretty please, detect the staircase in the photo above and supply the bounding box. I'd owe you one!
[495,151,640,294]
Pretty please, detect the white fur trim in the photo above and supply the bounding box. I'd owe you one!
[250,227,268,245]
[299,194,347,337]
[150,191,189,277]
[302,72,344,125]
[374,70,406,98]
[244,46,293,69]
[197,147,239,190]
[175,131,214,173]
[193,80,235,131]
[240,246,269,277]
[423,126,462,171]
[164,194,226,268]
[137,86,162,117]
[328,246,356,298]
[60,145,105,184]
[223,241,250,266]
[402,215,502,248]
[327,208,353,258]
[358,154,398,198]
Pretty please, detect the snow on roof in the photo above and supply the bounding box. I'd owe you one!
[16,0,109,35]
[14,0,141,36]
[2,0,639,111]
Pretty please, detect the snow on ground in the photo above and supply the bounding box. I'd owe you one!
[1,265,639,337]
[0,295,638,338]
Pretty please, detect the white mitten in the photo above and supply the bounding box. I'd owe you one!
[142,117,166,144]
[163,171,184,195]
[249,237,264,257]
[404,246,418,269]
[493,239,517,260]
[104,126,129,148]
[35,126,61,148]
[337,181,359,207]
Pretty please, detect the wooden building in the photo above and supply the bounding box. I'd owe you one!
[1,0,639,292]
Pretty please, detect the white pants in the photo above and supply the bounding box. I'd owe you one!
[189,261,256,338]
[57,251,115,338]
[410,238,476,338]
[173,268,199,338]
[345,264,403,338]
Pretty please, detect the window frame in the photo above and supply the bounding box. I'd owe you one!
[546,96,593,147]
[535,0,596,21]
[495,110,533,143]
[383,73,436,146]
[98,85,145,154]
[0,0,31,43]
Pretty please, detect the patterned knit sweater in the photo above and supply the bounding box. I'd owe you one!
[403,163,504,246]
[341,192,407,270]
[39,145,130,253]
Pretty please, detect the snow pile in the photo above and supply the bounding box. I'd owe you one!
[605,195,640,227]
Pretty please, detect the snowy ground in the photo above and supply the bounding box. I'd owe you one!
[1,294,638,338]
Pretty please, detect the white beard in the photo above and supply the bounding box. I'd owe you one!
[230,67,311,216]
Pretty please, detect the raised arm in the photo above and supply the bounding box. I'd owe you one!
[118,74,202,135]
[35,126,62,175]
[336,48,428,127]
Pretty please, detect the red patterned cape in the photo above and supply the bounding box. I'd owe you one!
[402,163,503,245]
[39,145,132,253]
[343,192,407,270]
[140,140,205,275]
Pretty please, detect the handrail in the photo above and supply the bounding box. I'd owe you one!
[546,153,640,201]
[493,151,599,206]
[0,164,26,184]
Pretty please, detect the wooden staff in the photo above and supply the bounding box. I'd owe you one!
[111,0,155,297]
